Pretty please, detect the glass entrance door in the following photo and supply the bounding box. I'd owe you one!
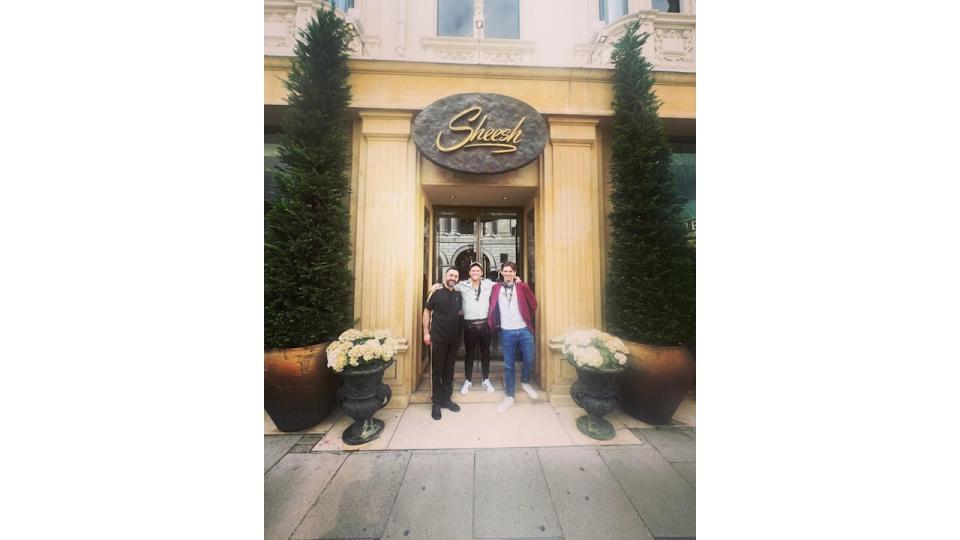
[434,207,522,360]
[434,208,522,286]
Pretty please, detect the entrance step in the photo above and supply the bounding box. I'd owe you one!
[411,372,547,404]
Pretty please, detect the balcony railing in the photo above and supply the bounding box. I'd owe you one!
[575,11,695,72]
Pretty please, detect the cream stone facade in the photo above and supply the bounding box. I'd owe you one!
[265,0,696,407]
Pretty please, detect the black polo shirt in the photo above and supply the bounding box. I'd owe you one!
[425,287,462,344]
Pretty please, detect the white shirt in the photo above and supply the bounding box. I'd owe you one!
[498,284,526,330]
[455,278,493,320]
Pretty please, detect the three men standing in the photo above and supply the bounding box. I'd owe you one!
[424,261,539,419]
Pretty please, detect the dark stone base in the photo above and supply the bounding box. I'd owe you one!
[342,418,385,445]
[575,414,615,441]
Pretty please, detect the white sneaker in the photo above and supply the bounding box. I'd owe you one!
[521,383,538,400]
[482,378,495,393]
[460,380,472,395]
[497,396,514,413]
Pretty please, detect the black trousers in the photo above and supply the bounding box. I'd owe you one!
[463,323,491,381]
[431,341,458,404]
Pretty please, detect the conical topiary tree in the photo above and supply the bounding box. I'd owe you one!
[265,7,354,349]
[606,21,695,346]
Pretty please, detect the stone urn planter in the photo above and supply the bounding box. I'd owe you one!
[338,359,394,445]
[618,340,695,425]
[264,342,342,432]
[567,357,625,441]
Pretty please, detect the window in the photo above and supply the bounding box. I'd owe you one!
[483,0,519,39]
[331,0,354,11]
[438,0,474,37]
[438,0,519,39]
[599,0,628,23]
[652,0,681,13]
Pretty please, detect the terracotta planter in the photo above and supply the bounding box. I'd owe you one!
[264,342,342,432]
[618,340,694,425]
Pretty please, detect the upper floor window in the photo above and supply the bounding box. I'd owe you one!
[599,0,628,23]
[331,0,354,12]
[652,0,681,13]
[437,0,519,39]
[483,0,519,39]
[438,0,473,37]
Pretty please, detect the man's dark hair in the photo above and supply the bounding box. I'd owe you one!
[501,261,518,272]
[445,267,460,276]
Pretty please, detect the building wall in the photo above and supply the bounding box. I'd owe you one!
[265,0,695,72]
[264,2,695,403]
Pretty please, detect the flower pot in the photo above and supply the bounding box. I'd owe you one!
[264,342,342,432]
[618,340,694,425]
[338,359,394,445]
[567,357,625,440]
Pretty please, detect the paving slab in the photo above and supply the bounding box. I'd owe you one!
[671,462,696,488]
[264,452,347,540]
[387,403,572,449]
[599,446,696,538]
[474,448,562,538]
[312,408,405,452]
[291,451,411,539]
[553,407,643,446]
[265,434,303,473]
[537,447,653,540]
[381,450,475,539]
[264,407,344,435]
[636,430,696,462]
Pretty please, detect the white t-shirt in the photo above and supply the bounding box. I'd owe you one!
[498,285,526,330]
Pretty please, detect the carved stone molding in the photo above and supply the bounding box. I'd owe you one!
[264,10,297,55]
[421,37,535,65]
[653,26,695,65]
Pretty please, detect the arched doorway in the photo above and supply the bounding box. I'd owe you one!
[453,249,491,283]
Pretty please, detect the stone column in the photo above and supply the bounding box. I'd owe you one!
[354,110,417,408]
[540,117,604,402]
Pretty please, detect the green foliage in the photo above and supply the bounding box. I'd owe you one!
[606,22,695,346]
[265,8,355,349]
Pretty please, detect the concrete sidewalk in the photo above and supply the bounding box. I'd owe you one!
[265,400,695,540]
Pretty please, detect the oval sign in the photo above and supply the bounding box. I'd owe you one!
[413,93,547,174]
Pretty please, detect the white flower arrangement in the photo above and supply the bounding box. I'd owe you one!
[326,329,399,373]
[561,329,630,370]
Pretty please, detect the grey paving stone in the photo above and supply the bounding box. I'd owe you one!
[637,429,696,462]
[682,429,696,441]
[474,449,562,538]
[291,451,411,540]
[381,450,475,539]
[288,443,317,453]
[600,447,696,538]
[671,462,696,488]
[265,435,303,473]
[264,452,347,540]
[537,447,653,540]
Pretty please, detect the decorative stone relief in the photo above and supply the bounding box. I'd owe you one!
[264,11,296,54]
[653,27,695,65]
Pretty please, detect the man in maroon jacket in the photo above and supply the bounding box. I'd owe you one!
[487,261,539,413]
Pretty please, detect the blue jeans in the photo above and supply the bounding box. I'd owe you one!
[500,327,535,397]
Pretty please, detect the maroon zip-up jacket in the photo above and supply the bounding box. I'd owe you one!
[487,281,538,333]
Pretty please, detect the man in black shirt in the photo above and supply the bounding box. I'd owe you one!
[423,267,464,420]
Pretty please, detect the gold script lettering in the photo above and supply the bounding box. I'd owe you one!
[435,106,524,154]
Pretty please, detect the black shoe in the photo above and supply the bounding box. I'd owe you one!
[431,404,442,420]
[442,400,461,412]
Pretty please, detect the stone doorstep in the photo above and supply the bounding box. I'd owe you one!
[410,376,548,404]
